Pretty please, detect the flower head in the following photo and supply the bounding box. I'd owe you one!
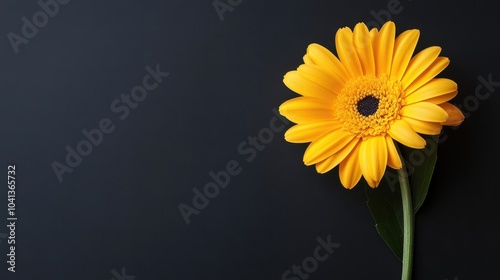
[279,21,464,189]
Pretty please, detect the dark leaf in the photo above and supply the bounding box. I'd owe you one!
[365,178,404,261]
[399,135,439,213]
[365,135,439,260]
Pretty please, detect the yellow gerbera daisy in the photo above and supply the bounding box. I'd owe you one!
[279,21,464,189]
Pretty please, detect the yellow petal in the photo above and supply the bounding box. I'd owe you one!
[401,102,449,122]
[285,121,342,143]
[386,135,402,169]
[402,116,443,135]
[297,64,343,94]
[424,90,458,104]
[369,28,378,45]
[315,138,360,174]
[339,142,362,189]
[303,54,314,65]
[364,176,379,188]
[401,46,442,89]
[353,22,375,76]
[374,21,395,76]
[359,136,387,185]
[303,129,355,165]
[404,57,450,95]
[336,27,363,78]
[390,29,420,81]
[405,78,457,104]
[305,43,349,82]
[388,119,426,149]
[283,71,336,100]
[439,102,465,126]
[279,97,334,123]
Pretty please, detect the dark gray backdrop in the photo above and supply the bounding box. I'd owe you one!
[0,0,498,279]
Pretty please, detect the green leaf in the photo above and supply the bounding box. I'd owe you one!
[399,135,439,213]
[365,179,404,261]
[365,135,439,260]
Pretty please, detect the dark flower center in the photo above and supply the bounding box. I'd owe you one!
[357,95,379,117]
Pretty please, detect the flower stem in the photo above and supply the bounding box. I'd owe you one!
[397,154,414,280]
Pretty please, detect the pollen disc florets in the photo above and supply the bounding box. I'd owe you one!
[334,75,405,138]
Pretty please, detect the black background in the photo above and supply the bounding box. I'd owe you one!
[0,0,499,279]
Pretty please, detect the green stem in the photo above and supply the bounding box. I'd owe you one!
[397,153,414,280]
